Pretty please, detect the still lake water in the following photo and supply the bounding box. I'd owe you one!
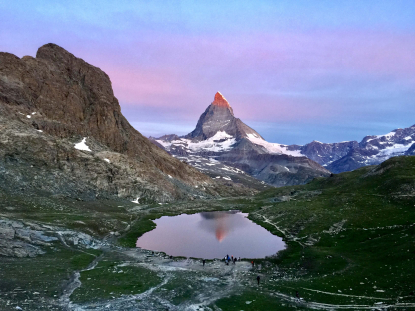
[136,211,285,259]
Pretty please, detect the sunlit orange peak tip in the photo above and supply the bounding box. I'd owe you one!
[212,91,230,108]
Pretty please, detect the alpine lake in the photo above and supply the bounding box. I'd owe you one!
[135,211,286,259]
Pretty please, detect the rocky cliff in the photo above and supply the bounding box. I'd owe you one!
[0,44,254,202]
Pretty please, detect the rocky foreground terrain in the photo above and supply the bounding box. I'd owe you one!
[1,156,414,310]
[151,92,330,187]
[0,44,257,203]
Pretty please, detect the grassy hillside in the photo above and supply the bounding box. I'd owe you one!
[1,155,414,310]
[215,155,415,309]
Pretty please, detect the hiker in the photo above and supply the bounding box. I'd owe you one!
[233,258,236,264]
[257,275,260,285]
[251,261,254,267]
[238,257,241,261]
[203,259,206,266]
[231,255,234,261]
[296,291,300,300]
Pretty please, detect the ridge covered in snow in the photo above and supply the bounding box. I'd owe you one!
[246,133,303,157]
[150,92,330,187]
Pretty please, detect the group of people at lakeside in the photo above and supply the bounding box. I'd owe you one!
[200,254,242,266]
[224,254,240,265]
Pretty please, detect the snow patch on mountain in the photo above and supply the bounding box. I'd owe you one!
[246,133,303,157]
[74,137,91,152]
[157,131,236,153]
[376,131,396,139]
[376,143,412,158]
[366,131,397,143]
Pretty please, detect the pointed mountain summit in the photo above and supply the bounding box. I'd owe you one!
[186,92,263,141]
[212,92,231,108]
[154,92,330,187]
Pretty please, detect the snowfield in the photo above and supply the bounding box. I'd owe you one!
[246,133,303,157]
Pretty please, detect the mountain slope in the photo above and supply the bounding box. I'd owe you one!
[240,154,415,308]
[0,44,253,202]
[152,92,330,187]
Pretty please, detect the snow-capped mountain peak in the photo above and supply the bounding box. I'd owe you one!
[150,92,330,187]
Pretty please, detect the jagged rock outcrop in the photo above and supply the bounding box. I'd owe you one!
[152,92,330,187]
[0,44,254,202]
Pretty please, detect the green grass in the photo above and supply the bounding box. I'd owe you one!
[214,290,308,310]
[71,253,161,303]
[229,156,415,306]
[118,214,157,247]
[0,246,98,299]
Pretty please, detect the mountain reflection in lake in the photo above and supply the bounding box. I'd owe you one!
[136,211,285,259]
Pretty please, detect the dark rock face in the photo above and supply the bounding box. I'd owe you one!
[298,141,359,166]
[154,93,331,187]
[1,44,191,181]
[0,44,253,202]
[405,143,415,156]
[218,140,329,187]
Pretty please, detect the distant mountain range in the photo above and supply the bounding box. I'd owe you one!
[150,92,330,187]
[293,127,415,173]
[151,92,415,185]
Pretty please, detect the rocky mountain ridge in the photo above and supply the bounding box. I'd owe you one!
[287,126,415,173]
[0,44,255,203]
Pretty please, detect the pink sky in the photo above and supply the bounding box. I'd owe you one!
[2,1,415,144]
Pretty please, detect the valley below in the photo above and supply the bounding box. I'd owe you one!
[1,156,415,311]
